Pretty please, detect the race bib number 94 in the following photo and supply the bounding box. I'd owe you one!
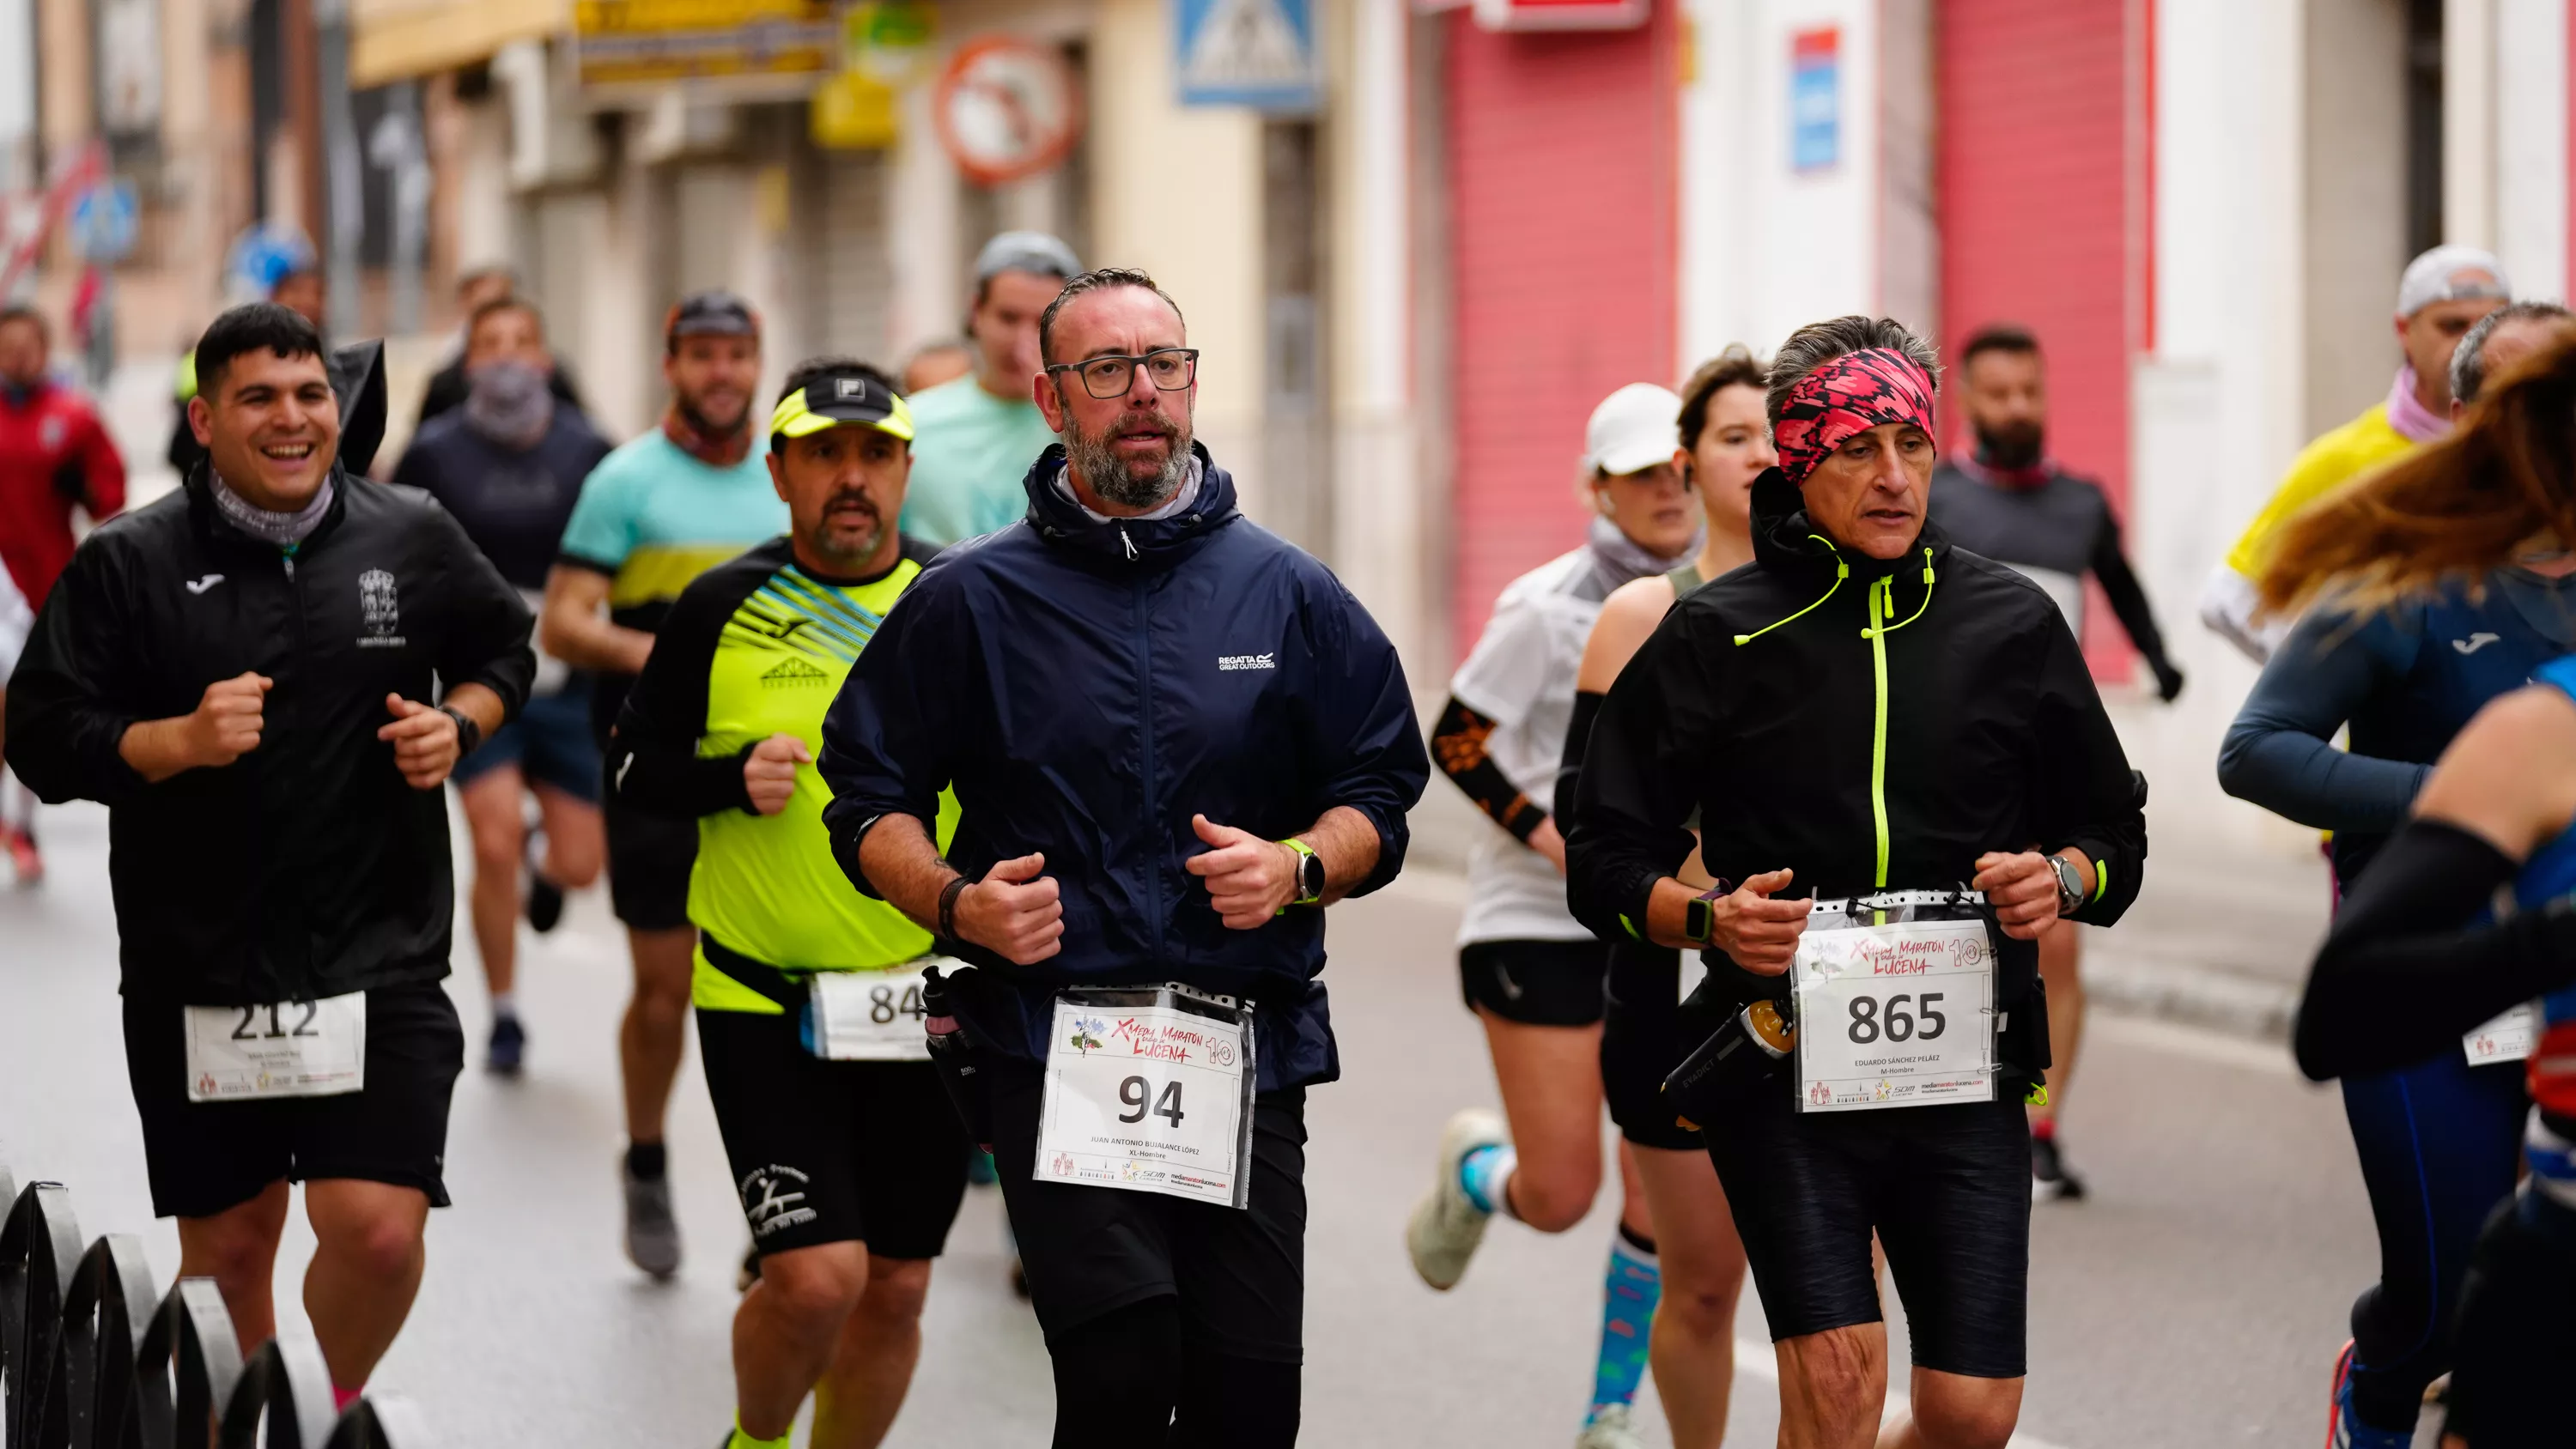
[185,994,367,1101]
[1036,986,1255,1210]
[1793,917,1996,1113]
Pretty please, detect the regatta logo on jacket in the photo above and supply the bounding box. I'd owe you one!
[358,567,405,647]
[1217,652,1276,671]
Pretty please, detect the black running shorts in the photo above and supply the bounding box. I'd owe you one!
[2445,1187,2576,1447]
[986,1053,1309,1363]
[1704,1087,2031,1379]
[696,1005,971,1261]
[603,786,697,931]
[121,982,465,1221]
[1458,937,1608,1027]
[1601,940,1714,1152]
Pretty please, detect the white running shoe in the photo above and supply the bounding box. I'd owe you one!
[1575,1404,1647,1449]
[1406,1107,1506,1290]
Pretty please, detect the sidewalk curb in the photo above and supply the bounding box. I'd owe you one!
[2084,953,2300,1046]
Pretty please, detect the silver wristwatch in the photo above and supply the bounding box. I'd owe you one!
[2045,853,2085,918]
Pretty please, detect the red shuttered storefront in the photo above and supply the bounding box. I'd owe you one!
[1443,1,1680,658]
[1936,0,2152,676]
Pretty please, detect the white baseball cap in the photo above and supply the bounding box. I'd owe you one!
[2397,244,2511,318]
[1584,383,1683,476]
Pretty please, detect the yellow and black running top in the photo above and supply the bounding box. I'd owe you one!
[606,534,956,1014]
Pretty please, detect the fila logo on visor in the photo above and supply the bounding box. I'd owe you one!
[836,378,866,399]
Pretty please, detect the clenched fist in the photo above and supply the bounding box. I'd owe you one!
[186,673,270,769]
[378,695,462,791]
[743,733,811,816]
[955,853,1064,965]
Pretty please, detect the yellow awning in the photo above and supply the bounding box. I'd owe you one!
[352,0,574,88]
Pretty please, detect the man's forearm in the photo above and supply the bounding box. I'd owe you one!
[542,609,653,674]
[118,716,200,784]
[1298,805,1384,904]
[442,682,505,739]
[856,812,957,931]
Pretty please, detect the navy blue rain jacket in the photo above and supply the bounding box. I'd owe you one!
[818,444,1429,1089]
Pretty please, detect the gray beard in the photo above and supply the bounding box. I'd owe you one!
[1066,423,1192,510]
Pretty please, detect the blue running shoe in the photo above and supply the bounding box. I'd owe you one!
[486,1014,526,1076]
[2326,1339,2413,1449]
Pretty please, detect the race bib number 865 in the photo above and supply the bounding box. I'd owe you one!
[1793,917,1996,1113]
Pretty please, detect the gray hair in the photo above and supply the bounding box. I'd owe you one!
[1765,315,1942,425]
[2449,300,2576,406]
[1036,266,1188,367]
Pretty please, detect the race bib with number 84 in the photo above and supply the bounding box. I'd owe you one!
[185,993,367,1101]
[1036,985,1256,1210]
[1793,909,1997,1113]
[805,962,943,1062]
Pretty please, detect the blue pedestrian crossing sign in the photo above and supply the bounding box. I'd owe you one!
[70,182,138,263]
[1175,0,1319,112]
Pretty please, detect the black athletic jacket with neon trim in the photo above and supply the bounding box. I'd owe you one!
[1565,470,2148,1074]
[5,469,535,1005]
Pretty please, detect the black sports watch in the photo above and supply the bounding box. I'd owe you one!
[1682,882,1732,945]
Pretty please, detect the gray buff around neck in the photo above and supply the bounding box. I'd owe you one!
[213,472,336,546]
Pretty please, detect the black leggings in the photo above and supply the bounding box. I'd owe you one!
[1048,1298,1301,1448]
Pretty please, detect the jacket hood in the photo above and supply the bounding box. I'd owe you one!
[1021,440,1242,567]
[1748,465,1950,580]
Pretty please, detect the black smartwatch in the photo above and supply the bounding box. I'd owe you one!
[1681,882,1732,944]
[2046,852,2087,918]
[438,705,483,757]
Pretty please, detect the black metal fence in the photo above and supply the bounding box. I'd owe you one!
[2,1164,432,1448]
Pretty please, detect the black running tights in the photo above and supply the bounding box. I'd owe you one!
[1048,1298,1301,1448]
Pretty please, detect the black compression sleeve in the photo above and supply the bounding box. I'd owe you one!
[1555,689,1605,827]
[1432,694,1546,842]
[2296,818,2576,1080]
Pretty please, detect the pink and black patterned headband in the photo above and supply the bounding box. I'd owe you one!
[1771,348,1938,485]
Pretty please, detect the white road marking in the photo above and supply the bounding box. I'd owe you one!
[1731,1339,2074,1449]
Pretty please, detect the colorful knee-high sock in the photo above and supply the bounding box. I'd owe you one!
[1589,1222,1661,1423]
[1459,1142,1517,1218]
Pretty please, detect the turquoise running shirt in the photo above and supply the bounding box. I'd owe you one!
[896,374,1057,545]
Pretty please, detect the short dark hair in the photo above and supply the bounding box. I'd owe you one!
[2450,300,2576,405]
[771,355,902,453]
[1957,323,2041,371]
[1765,316,1942,426]
[0,303,47,343]
[1675,345,1768,451]
[1036,267,1186,367]
[194,302,325,394]
[465,294,543,343]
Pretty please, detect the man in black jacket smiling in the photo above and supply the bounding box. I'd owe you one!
[1566,316,2145,1449]
[5,301,533,1404]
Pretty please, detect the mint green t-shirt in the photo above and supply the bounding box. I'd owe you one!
[896,375,1059,545]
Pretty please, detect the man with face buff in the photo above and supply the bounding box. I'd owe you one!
[1566,316,2148,1449]
[819,267,1428,1446]
[4,301,534,1404]
[395,295,612,1075]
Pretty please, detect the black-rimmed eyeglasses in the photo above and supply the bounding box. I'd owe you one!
[1045,348,1200,400]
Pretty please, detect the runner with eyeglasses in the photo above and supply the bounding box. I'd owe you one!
[821,267,1427,1446]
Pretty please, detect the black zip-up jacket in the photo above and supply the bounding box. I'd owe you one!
[4,469,535,1005]
[1566,470,2148,1076]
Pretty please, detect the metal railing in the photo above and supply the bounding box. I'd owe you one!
[2,1165,433,1448]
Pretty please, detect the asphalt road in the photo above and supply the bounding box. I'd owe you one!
[2,799,2415,1447]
